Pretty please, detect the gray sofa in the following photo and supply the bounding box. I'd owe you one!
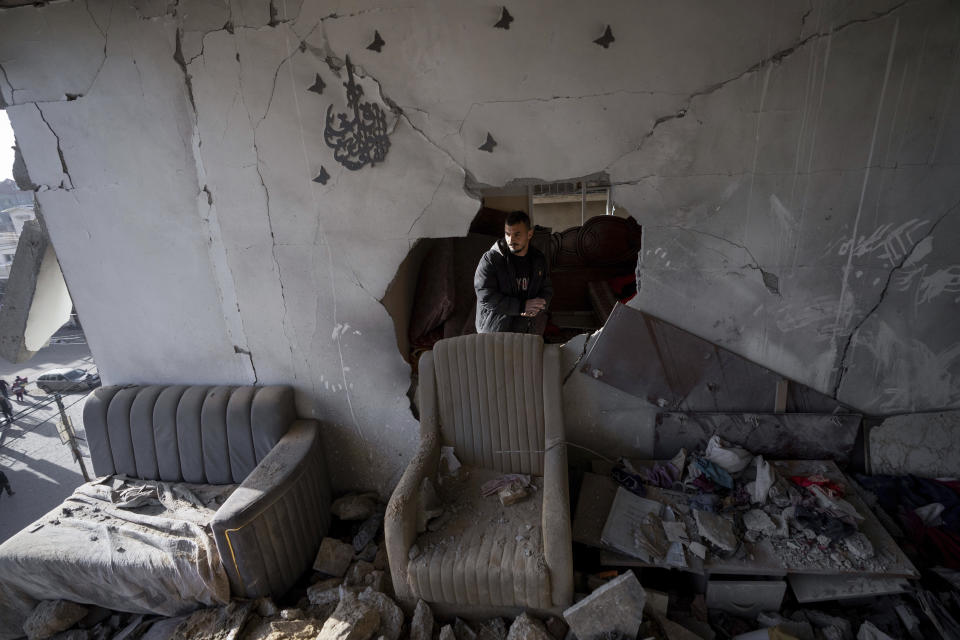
[0,384,330,634]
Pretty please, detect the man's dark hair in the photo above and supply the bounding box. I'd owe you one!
[505,210,531,229]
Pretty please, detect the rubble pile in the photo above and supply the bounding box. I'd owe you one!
[601,437,892,573]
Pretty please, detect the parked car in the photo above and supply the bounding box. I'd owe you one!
[35,368,101,394]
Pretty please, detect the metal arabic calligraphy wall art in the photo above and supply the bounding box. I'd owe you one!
[324,56,391,171]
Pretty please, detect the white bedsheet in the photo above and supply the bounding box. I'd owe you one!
[0,476,235,639]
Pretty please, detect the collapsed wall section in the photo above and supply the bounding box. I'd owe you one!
[0,0,957,490]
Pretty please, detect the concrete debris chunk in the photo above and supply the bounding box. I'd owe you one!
[743,509,776,535]
[479,617,509,640]
[345,561,376,586]
[249,618,324,640]
[693,510,737,552]
[843,532,874,559]
[308,578,345,606]
[358,587,404,640]
[357,542,379,563]
[24,600,89,640]
[280,608,304,620]
[354,511,385,552]
[455,618,478,640]
[563,571,646,640]
[506,613,552,640]
[315,537,357,576]
[332,493,379,521]
[409,600,434,640]
[439,625,457,640]
[318,589,380,640]
[498,483,530,506]
[168,601,253,640]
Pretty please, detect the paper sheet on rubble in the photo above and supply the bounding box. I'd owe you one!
[600,487,667,562]
[0,476,235,640]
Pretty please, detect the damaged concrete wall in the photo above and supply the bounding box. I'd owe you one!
[0,0,958,490]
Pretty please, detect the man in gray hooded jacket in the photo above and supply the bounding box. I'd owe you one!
[474,210,553,334]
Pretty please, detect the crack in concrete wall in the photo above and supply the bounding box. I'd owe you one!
[833,199,960,397]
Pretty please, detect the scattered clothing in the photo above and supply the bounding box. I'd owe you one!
[855,473,960,569]
[481,474,531,497]
[791,474,845,497]
[692,456,734,490]
[704,434,753,474]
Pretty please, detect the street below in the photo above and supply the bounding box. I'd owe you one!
[0,335,96,543]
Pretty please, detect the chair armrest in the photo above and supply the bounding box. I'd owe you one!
[211,419,331,599]
[385,428,439,599]
[541,345,573,608]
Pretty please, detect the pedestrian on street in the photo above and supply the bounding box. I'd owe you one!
[0,379,8,399]
[0,396,12,425]
[0,469,13,497]
[12,377,28,403]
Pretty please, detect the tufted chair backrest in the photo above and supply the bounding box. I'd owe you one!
[428,333,545,475]
[83,385,297,484]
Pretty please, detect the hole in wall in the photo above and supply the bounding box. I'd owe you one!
[380,175,643,417]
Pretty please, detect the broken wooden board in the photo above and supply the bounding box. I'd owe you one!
[788,573,910,603]
[654,412,862,464]
[579,303,849,413]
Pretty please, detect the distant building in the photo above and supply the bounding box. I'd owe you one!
[0,179,32,211]
[0,204,35,279]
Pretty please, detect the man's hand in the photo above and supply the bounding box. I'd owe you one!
[522,298,546,317]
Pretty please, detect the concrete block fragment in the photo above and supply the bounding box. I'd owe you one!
[266,618,324,639]
[358,587,404,640]
[318,589,380,640]
[24,600,88,640]
[506,613,552,640]
[409,600,434,640]
[308,578,345,606]
[345,561,376,586]
[315,537,356,576]
[693,510,737,552]
[167,602,253,640]
[563,571,646,640]
[354,511,385,552]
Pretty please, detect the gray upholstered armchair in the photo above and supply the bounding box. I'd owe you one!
[385,334,573,613]
[82,385,331,599]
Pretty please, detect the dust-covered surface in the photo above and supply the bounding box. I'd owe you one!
[0,476,236,639]
[411,466,545,564]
